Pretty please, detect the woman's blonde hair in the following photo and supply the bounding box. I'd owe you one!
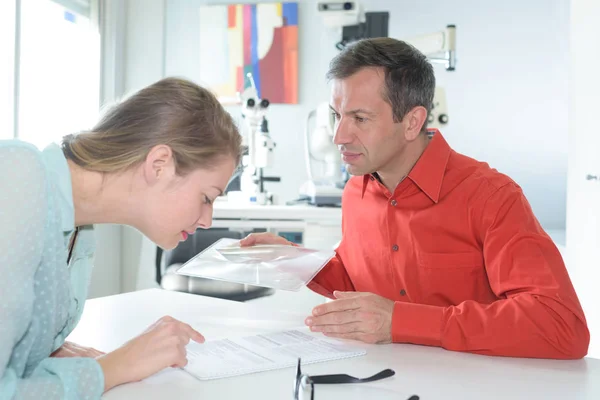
[62,77,241,175]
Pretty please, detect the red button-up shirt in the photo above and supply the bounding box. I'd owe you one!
[308,131,589,359]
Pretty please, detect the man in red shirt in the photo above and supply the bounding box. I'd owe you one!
[241,38,589,359]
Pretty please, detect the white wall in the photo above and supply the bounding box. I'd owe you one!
[88,0,127,298]
[86,0,167,295]
[120,0,166,293]
[566,0,600,359]
[164,0,570,230]
[118,0,571,292]
[0,0,15,140]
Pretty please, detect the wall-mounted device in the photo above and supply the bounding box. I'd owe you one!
[317,1,361,28]
[318,2,457,71]
[336,11,389,50]
[428,87,449,130]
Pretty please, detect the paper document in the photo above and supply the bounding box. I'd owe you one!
[184,330,366,380]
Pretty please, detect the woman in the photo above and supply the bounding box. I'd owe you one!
[0,77,241,398]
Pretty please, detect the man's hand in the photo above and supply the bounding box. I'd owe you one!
[51,341,105,358]
[239,232,296,247]
[305,291,395,344]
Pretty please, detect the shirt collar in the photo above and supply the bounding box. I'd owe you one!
[41,143,75,233]
[361,129,451,203]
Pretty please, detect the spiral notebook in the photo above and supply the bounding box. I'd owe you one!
[184,330,366,380]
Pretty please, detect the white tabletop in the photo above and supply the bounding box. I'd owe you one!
[68,289,600,400]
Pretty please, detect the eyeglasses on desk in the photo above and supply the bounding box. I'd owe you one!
[293,357,418,400]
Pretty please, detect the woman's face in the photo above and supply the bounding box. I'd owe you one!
[140,148,236,250]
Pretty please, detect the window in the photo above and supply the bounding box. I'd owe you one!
[0,0,16,140]
[18,0,100,149]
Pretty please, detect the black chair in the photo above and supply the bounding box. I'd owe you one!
[155,228,275,302]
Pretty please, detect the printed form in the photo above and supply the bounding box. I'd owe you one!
[184,330,366,380]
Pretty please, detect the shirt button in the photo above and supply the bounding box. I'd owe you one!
[392,244,399,251]
[391,199,397,206]
[399,289,407,296]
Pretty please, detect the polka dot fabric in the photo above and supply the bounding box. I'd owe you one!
[0,140,103,400]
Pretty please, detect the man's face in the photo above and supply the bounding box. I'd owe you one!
[330,67,407,176]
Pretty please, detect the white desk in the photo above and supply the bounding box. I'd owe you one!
[212,201,342,250]
[68,289,600,400]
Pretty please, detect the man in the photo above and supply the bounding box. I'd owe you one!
[241,38,589,359]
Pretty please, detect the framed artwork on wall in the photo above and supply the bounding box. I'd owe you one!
[199,2,298,104]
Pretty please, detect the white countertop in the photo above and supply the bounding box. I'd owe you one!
[213,200,342,221]
[68,289,600,400]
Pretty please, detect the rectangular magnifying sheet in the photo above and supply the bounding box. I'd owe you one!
[175,238,335,291]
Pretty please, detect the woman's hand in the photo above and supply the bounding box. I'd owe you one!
[51,341,105,358]
[97,316,205,392]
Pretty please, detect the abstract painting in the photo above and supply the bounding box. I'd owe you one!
[199,2,298,104]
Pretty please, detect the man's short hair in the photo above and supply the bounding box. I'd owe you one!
[326,38,435,131]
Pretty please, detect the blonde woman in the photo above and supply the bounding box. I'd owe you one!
[0,78,241,399]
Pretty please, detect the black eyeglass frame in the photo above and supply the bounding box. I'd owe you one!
[294,358,315,400]
[293,358,397,400]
